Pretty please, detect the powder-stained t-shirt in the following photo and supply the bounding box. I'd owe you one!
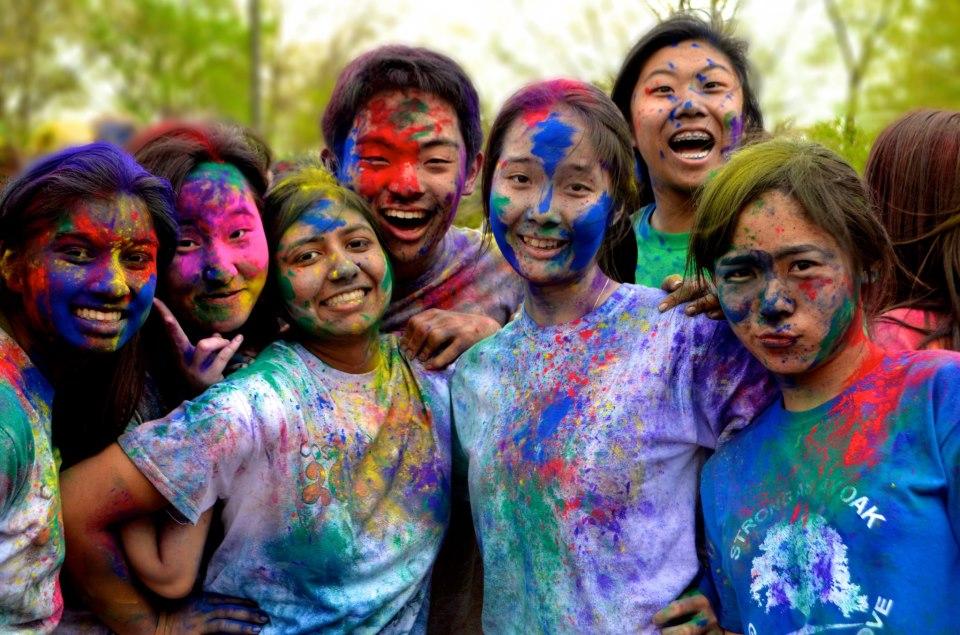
[452,284,773,633]
[0,327,63,633]
[701,349,960,635]
[632,204,690,289]
[382,225,524,332]
[870,307,950,352]
[119,336,452,634]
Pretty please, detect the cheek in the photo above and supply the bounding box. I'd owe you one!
[235,234,270,281]
[569,192,612,270]
[716,284,756,324]
[166,253,203,292]
[489,192,520,271]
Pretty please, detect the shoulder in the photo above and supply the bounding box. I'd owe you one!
[192,340,309,408]
[452,318,523,385]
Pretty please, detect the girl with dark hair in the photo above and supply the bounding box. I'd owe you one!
[62,166,454,633]
[690,139,960,634]
[0,142,175,630]
[453,79,772,632]
[866,109,960,351]
[609,13,763,288]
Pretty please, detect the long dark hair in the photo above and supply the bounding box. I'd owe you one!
[0,142,177,468]
[866,109,960,349]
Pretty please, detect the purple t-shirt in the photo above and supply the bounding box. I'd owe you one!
[382,226,524,332]
[452,284,774,633]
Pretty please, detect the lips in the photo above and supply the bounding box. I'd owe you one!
[379,207,433,242]
[757,333,800,349]
[667,129,716,161]
[198,288,244,304]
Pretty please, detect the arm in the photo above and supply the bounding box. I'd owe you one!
[119,508,213,599]
[400,309,500,370]
[61,443,172,634]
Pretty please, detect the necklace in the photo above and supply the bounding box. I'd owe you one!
[591,277,612,313]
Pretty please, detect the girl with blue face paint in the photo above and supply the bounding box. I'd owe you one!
[0,143,176,630]
[454,79,774,633]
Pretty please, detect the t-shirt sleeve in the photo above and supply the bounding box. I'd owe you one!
[0,385,33,518]
[118,377,266,523]
[450,357,477,502]
[700,458,744,632]
[691,318,776,447]
[933,361,960,540]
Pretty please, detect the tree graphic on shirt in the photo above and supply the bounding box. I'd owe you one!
[750,514,868,620]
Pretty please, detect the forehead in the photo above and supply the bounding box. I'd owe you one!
[639,39,734,78]
[501,106,592,159]
[284,202,372,240]
[353,88,462,138]
[178,163,256,218]
[40,195,155,242]
[731,191,838,250]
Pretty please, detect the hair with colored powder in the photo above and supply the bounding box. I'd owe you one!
[129,120,272,212]
[611,12,764,206]
[689,138,894,316]
[481,78,640,280]
[263,161,391,330]
[865,109,960,350]
[321,44,482,168]
[0,142,178,468]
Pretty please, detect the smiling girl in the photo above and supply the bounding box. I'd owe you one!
[0,143,176,631]
[62,165,453,634]
[610,14,763,287]
[690,139,960,634]
[451,79,772,633]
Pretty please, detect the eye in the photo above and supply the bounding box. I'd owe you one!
[176,238,200,251]
[124,251,155,267]
[425,157,453,167]
[506,173,531,185]
[360,155,388,166]
[62,246,92,262]
[649,85,673,95]
[567,182,594,195]
[229,228,250,241]
[346,237,372,251]
[790,259,819,273]
[721,267,754,283]
[703,80,724,90]
[294,250,321,265]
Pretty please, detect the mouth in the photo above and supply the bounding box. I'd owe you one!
[379,207,433,241]
[757,333,800,349]
[73,306,126,336]
[517,234,570,259]
[199,289,244,304]
[321,287,369,310]
[667,130,716,161]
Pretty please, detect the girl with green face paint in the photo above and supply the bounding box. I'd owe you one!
[690,139,960,634]
[62,164,456,633]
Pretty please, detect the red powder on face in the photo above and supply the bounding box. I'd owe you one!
[521,107,552,128]
[798,277,832,302]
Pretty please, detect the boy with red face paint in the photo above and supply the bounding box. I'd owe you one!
[322,46,524,633]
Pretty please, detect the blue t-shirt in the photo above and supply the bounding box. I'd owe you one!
[453,284,774,633]
[120,337,452,634]
[702,349,960,634]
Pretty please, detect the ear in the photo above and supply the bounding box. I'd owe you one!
[460,151,483,197]
[0,247,24,294]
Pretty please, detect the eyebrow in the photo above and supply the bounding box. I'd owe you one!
[641,62,733,83]
[420,138,461,151]
[180,208,258,226]
[284,223,372,250]
[717,244,835,266]
[500,156,536,166]
[53,231,158,247]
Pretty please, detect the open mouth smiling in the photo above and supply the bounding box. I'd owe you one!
[321,287,370,309]
[381,207,432,230]
[668,130,716,161]
[74,307,124,323]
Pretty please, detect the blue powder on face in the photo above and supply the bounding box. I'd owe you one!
[336,133,358,183]
[531,112,575,179]
[301,199,345,234]
[570,192,613,271]
[490,192,520,273]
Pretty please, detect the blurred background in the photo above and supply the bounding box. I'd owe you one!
[2,0,958,226]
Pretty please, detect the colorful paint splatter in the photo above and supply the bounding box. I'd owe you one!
[702,348,960,634]
[382,226,524,332]
[632,203,690,288]
[0,327,63,632]
[871,307,950,352]
[452,284,772,633]
[118,336,451,633]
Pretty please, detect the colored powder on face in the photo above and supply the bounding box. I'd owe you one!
[530,112,575,179]
[490,192,520,272]
[811,294,855,368]
[570,192,613,271]
[723,112,744,152]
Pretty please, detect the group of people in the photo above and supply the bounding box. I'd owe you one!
[1,12,958,635]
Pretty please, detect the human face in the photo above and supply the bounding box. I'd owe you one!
[489,106,613,286]
[337,89,479,270]
[275,201,391,339]
[164,163,269,335]
[713,191,859,376]
[3,195,158,353]
[630,39,744,195]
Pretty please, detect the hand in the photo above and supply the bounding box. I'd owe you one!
[153,298,244,393]
[156,593,269,634]
[653,592,722,635]
[400,309,500,370]
[657,274,723,320]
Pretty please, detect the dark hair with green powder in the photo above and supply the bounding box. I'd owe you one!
[688,138,894,315]
[262,161,392,330]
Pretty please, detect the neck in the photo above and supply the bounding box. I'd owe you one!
[391,236,445,298]
[778,317,883,412]
[301,329,382,374]
[650,185,696,234]
[525,265,618,327]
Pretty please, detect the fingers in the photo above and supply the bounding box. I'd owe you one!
[202,334,244,374]
[154,298,193,355]
[661,274,684,293]
[654,594,719,635]
[400,310,439,360]
[684,293,721,317]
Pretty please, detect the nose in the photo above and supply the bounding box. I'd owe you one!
[89,257,129,299]
[526,185,562,224]
[327,255,360,283]
[386,162,423,200]
[201,244,237,286]
[672,87,707,119]
[759,278,796,323]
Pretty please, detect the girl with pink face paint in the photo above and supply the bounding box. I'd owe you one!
[0,143,176,631]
